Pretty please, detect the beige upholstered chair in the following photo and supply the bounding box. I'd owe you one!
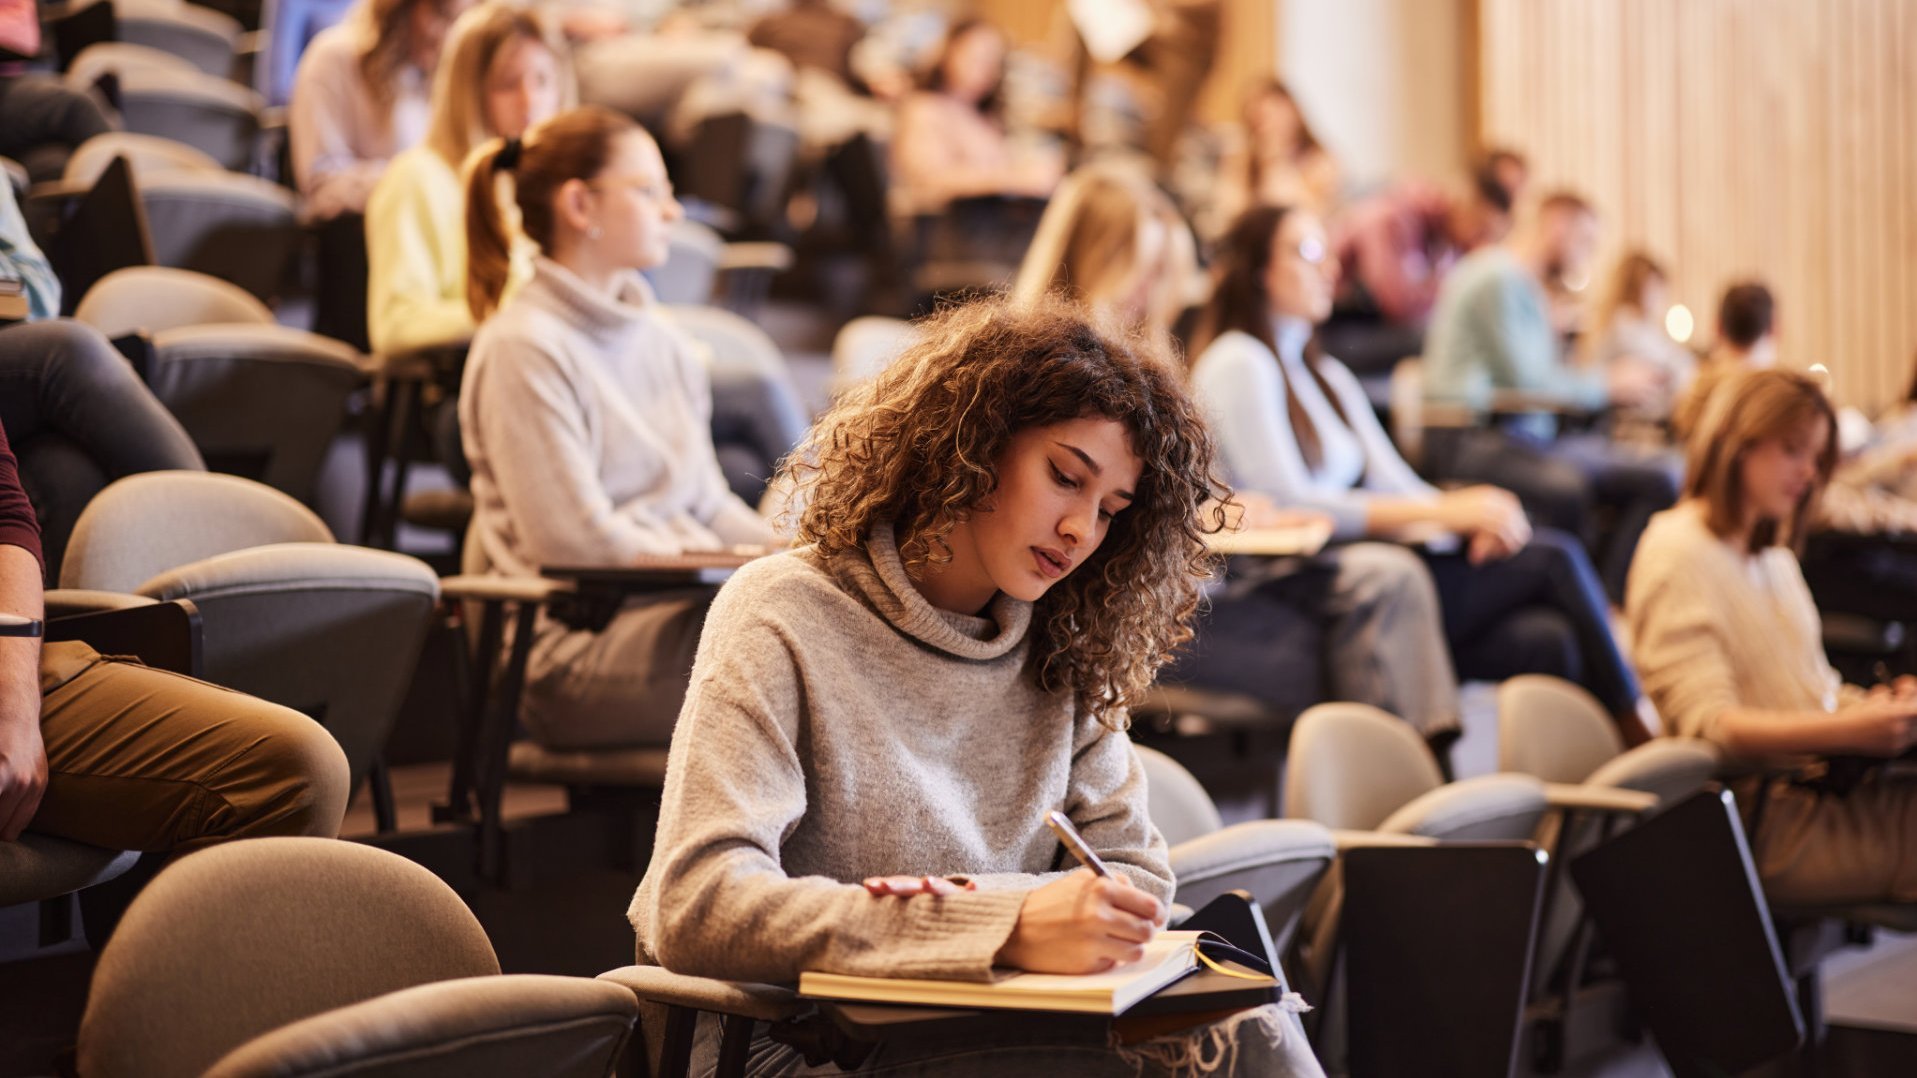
[79,837,636,1078]
[76,267,364,502]
[60,473,437,811]
[63,131,222,188]
[65,41,197,88]
[665,304,809,502]
[830,315,918,392]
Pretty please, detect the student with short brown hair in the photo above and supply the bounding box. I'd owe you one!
[1627,368,1917,905]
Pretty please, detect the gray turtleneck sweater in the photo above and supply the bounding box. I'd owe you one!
[628,525,1174,984]
[461,257,774,578]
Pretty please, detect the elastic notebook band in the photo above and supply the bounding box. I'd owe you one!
[495,136,522,172]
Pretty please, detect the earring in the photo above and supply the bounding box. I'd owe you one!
[587,224,603,240]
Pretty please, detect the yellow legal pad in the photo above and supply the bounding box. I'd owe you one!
[798,932,1218,1016]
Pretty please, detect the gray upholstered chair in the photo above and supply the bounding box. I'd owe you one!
[1283,702,1552,1066]
[65,41,197,88]
[113,67,266,172]
[79,837,636,1078]
[116,0,244,80]
[59,472,438,817]
[140,172,300,299]
[649,218,724,305]
[76,267,364,502]
[1495,675,1720,1067]
[665,304,810,503]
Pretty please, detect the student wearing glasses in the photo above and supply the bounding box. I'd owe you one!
[460,106,776,751]
[1191,205,1646,743]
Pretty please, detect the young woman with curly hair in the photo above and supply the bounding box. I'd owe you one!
[629,296,1324,1076]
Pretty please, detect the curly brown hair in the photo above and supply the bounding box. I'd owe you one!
[785,296,1229,730]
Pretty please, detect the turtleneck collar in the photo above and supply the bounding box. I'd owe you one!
[829,522,1032,662]
[1273,316,1314,363]
[526,256,660,346]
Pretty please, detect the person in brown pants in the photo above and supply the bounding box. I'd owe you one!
[0,420,349,857]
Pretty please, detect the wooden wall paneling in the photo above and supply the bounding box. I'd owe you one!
[1476,0,1917,412]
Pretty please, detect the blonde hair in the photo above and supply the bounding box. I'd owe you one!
[1011,164,1198,352]
[425,1,574,169]
[1685,368,1838,553]
[464,105,640,319]
[784,295,1228,731]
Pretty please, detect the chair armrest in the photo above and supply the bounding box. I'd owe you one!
[46,597,201,676]
[1543,782,1658,817]
[719,241,794,273]
[438,574,568,605]
[1332,830,1439,851]
[43,589,157,618]
[1486,389,1597,417]
[1376,773,1549,841]
[597,966,801,1023]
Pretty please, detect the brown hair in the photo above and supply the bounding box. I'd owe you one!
[357,0,447,110]
[425,1,574,168]
[1586,250,1667,363]
[922,18,1004,118]
[1717,281,1776,350]
[1189,203,1350,470]
[463,105,638,319]
[1242,79,1322,199]
[783,295,1228,730]
[1685,368,1838,553]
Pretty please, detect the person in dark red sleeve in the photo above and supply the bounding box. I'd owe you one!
[0,419,348,856]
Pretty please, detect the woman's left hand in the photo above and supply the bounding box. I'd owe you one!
[862,875,978,898]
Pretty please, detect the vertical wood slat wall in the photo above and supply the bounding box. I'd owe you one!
[1478,0,1917,412]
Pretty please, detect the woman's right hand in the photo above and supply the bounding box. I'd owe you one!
[995,869,1164,974]
[1837,695,1917,757]
[1438,486,1530,560]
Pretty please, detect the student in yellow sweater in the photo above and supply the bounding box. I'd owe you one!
[364,0,572,356]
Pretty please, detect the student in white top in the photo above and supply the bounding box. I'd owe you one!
[1191,204,1645,740]
[459,106,777,749]
[364,0,572,355]
[289,0,474,220]
[1627,369,1917,904]
[1583,251,1695,424]
[1011,166,1464,742]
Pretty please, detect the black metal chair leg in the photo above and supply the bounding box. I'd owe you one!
[715,1013,756,1078]
[368,754,398,833]
[358,377,397,546]
[476,602,539,884]
[435,602,498,825]
[657,1005,698,1078]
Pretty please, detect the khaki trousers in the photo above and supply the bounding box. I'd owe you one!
[1748,772,1917,906]
[28,641,350,856]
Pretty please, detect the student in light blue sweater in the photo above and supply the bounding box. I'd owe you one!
[1192,205,1643,737]
[1421,191,1680,601]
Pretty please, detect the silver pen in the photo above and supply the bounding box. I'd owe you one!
[1045,810,1111,878]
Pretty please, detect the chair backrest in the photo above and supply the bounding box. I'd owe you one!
[666,304,810,484]
[1284,702,1444,831]
[116,0,242,79]
[648,218,723,305]
[75,265,273,337]
[64,131,222,188]
[137,542,440,794]
[831,315,919,391]
[61,470,332,592]
[66,40,196,87]
[1497,674,1626,784]
[141,172,297,295]
[201,974,637,1078]
[146,323,364,501]
[1134,744,1223,847]
[79,837,501,1078]
[117,67,264,171]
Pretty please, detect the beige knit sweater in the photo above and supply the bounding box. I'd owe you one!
[1624,502,1841,756]
[629,524,1174,984]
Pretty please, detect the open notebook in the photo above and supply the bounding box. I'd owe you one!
[799,931,1214,1015]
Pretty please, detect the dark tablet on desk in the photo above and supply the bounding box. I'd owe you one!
[541,564,740,590]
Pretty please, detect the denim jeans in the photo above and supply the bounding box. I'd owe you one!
[0,320,204,580]
[1421,527,1641,717]
[0,75,113,182]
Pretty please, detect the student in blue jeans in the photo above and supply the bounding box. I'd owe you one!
[1190,204,1645,741]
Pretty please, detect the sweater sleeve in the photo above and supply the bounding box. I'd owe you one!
[1193,334,1370,540]
[1624,539,1741,745]
[635,579,1029,984]
[1479,272,1607,409]
[1321,355,1438,498]
[288,36,387,219]
[468,335,704,563]
[365,155,474,355]
[0,422,42,570]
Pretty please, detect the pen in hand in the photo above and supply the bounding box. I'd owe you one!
[1045,810,1110,878]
